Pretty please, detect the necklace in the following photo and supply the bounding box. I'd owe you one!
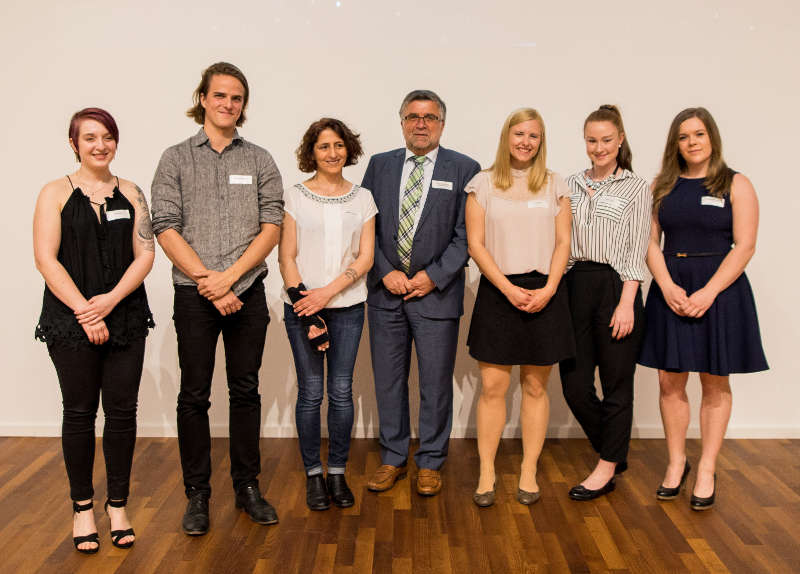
[582,166,619,191]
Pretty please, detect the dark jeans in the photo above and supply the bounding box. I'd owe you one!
[558,263,645,464]
[173,279,268,496]
[48,338,146,501]
[284,302,364,473]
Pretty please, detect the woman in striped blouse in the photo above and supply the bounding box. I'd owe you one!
[558,105,652,500]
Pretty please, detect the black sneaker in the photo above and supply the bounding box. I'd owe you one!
[182,490,210,536]
[235,484,278,525]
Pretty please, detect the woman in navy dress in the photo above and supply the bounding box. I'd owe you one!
[639,107,767,510]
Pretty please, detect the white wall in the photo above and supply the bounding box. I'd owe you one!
[2,0,798,439]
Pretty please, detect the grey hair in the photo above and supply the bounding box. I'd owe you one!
[398,89,447,121]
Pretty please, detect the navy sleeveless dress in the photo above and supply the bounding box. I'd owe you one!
[35,180,154,347]
[638,175,767,375]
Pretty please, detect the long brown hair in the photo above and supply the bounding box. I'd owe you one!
[652,107,733,213]
[186,62,250,127]
[490,108,548,193]
[584,104,632,171]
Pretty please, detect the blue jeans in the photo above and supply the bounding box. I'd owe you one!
[284,302,364,473]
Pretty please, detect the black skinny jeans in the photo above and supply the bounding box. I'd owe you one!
[48,338,146,501]
[173,279,269,497]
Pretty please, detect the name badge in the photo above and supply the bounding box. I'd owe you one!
[431,180,453,190]
[701,196,725,208]
[229,174,253,185]
[527,199,548,209]
[106,210,130,221]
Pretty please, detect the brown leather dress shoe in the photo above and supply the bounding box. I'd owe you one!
[367,465,407,492]
[416,469,442,496]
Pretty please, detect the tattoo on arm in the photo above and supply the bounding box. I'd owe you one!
[134,185,155,251]
[345,267,359,282]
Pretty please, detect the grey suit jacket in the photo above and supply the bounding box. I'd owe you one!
[362,146,481,319]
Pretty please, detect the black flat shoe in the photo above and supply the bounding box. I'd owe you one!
[615,461,628,475]
[326,474,354,508]
[72,500,99,554]
[104,498,135,548]
[306,475,330,511]
[690,474,716,511]
[656,460,691,501]
[182,490,210,536]
[236,484,279,524]
[568,477,616,501]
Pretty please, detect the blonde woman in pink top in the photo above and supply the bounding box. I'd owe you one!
[465,108,574,507]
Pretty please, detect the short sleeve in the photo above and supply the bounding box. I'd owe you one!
[548,172,570,216]
[465,171,490,210]
[550,172,570,200]
[359,186,379,222]
[283,185,298,220]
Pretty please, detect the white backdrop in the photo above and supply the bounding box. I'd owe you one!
[2,0,797,438]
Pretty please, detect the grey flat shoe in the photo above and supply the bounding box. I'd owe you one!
[472,487,496,508]
[516,488,540,505]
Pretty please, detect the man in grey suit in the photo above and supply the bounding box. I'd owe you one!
[362,90,480,496]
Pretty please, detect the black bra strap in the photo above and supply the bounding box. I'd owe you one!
[66,175,75,190]
[115,176,120,189]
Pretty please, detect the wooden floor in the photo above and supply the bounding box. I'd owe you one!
[0,437,798,573]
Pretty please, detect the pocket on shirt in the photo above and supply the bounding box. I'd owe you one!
[595,196,629,222]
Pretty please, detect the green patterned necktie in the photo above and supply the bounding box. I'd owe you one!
[397,155,426,272]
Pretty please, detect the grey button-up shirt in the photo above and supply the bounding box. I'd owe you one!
[151,128,284,295]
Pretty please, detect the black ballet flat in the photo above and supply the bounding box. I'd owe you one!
[615,461,628,475]
[568,477,616,501]
[72,500,99,554]
[690,474,716,511]
[656,460,691,501]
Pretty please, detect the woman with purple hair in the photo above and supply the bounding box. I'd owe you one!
[33,108,155,553]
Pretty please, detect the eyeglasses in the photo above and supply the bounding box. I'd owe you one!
[402,113,442,125]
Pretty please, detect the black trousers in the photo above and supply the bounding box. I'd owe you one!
[173,279,269,496]
[48,338,146,501]
[558,263,644,464]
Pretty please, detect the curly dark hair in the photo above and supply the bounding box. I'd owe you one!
[296,118,363,173]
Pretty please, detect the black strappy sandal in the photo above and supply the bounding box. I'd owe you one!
[104,498,135,549]
[72,500,99,554]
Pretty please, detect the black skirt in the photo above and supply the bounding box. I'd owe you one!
[467,271,575,365]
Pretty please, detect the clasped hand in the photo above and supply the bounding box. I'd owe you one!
[194,269,235,301]
[663,282,716,318]
[293,287,334,317]
[505,285,554,313]
[75,293,119,325]
[382,270,435,300]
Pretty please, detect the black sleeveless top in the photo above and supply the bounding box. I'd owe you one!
[35,177,154,347]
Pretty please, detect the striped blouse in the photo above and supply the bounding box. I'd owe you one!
[566,169,652,282]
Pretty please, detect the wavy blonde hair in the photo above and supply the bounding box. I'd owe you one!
[652,107,733,213]
[489,108,548,193]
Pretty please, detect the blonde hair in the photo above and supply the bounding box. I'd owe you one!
[489,108,548,193]
[652,107,733,213]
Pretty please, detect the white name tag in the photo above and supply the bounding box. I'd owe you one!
[106,210,130,221]
[701,196,725,207]
[527,199,548,209]
[431,180,453,190]
[229,174,253,185]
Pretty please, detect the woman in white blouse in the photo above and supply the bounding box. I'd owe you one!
[278,118,377,511]
[558,105,651,501]
[465,108,574,507]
